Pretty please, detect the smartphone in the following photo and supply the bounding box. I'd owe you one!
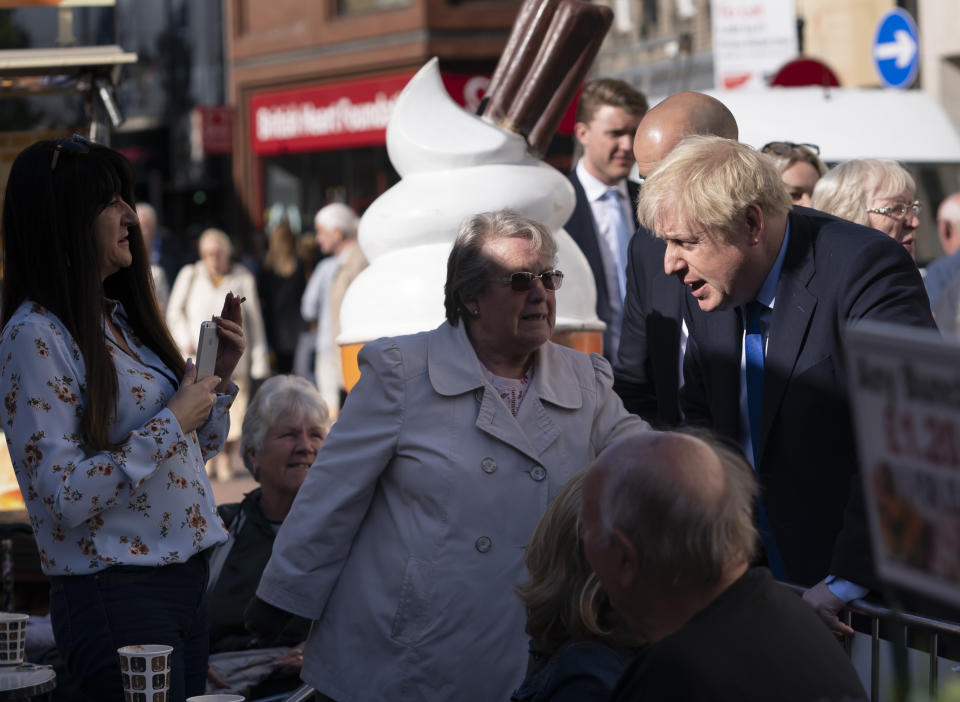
[196,321,219,380]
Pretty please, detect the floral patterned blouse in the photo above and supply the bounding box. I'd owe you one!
[0,300,234,575]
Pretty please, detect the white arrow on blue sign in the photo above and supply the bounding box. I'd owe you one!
[872,8,919,89]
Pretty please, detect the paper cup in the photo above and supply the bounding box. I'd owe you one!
[118,644,172,702]
[186,696,245,701]
[0,613,28,665]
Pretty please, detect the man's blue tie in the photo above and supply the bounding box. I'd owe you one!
[605,188,630,300]
[745,301,787,580]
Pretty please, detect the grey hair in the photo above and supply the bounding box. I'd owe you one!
[444,209,559,325]
[314,202,359,241]
[598,431,758,590]
[198,227,234,257]
[939,196,960,225]
[768,145,827,177]
[241,374,330,477]
[811,159,915,226]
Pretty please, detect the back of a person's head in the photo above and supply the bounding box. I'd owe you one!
[315,202,359,241]
[517,471,633,652]
[600,432,757,592]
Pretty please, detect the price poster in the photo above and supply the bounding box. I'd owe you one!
[846,321,960,606]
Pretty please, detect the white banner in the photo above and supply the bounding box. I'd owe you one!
[711,0,799,90]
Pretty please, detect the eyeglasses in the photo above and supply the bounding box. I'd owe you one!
[761,141,820,157]
[499,270,564,292]
[866,201,922,219]
[50,133,92,172]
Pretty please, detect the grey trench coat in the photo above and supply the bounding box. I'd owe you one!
[256,321,648,701]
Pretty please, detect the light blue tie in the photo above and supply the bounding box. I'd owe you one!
[745,301,787,580]
[605,188,631,300]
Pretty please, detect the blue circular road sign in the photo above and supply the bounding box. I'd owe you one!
[873,8,919,89]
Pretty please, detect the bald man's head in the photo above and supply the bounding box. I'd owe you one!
[633,92,738,178]
[583,430,757,595]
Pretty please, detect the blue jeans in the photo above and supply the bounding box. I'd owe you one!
[49,552,211,702]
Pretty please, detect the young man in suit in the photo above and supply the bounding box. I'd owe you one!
[613,92,737,426]
[565,79,647,362]
[637,135,935,633]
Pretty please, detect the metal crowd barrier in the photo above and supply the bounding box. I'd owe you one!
[784,583,960,702]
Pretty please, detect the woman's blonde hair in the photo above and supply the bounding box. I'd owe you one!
[263,220,299,277]
[516,471,635,654]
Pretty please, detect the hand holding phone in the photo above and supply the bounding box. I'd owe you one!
[196,321,219,380]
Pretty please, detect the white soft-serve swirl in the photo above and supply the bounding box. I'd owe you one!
[338,57,603,346]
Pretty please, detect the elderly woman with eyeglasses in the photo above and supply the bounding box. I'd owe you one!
[812,159,921,258]
[246,209,648,702]
[761,141,828,208]
[0,136,245,700]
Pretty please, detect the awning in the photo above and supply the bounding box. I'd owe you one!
[699,87,960,163]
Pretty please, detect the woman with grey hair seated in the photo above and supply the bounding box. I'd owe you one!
[812,158,921,258]
[246,209,648,701]
[206,374,328,698]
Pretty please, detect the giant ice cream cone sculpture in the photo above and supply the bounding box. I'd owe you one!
[339,0,613,390]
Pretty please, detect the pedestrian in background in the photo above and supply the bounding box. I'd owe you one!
[168,228,269,481]
[259,220,307,375]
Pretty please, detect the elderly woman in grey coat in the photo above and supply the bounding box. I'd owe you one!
[247,210,648,702]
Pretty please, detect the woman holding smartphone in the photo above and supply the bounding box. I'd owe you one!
[0,135,245,701]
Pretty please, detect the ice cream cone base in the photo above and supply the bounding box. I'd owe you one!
[340,329,603,393]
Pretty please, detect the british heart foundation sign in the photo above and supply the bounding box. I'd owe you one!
[251,74,411,155]
[846,320,960,607]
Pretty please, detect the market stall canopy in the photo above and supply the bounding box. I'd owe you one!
[699,87,960,163]
[0,45,135,76]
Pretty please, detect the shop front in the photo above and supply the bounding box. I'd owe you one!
[248,70,499,231]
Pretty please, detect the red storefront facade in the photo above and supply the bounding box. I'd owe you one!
[225,0,523,232]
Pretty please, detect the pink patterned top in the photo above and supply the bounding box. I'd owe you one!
[481,365,532,417]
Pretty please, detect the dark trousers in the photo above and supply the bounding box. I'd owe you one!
[49,552,211,702]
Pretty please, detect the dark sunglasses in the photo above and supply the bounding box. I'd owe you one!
[761,141,820,157]
[499,270,564,292]
[50,133,93,172]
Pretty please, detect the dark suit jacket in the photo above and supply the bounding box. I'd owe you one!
[613,227,690,427]
[610,568,867,702]
[681,207,936,588]
[564,171,640,360]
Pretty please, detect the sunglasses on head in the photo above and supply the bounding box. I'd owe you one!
[499,270,564,292]
[50,133,93,172]
[761,141,820,157]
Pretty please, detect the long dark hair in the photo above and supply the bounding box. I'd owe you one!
[1,138,185,450]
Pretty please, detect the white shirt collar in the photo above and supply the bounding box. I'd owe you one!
[576,158,628,203]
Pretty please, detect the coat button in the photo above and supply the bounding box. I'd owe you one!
[474,389,484,402]
[481,457,497,474]
[530,465,546,482]
[475,536,492,553]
